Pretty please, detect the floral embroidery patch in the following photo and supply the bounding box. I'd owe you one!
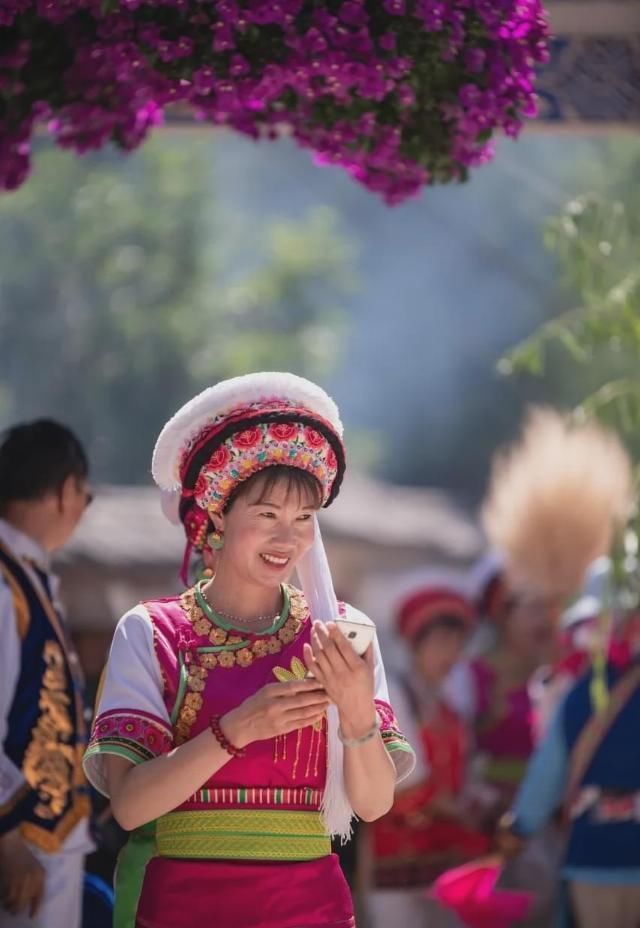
[193,420,338,515]
[273,656,308,684]
[273,658,322,731]
[88,710,173,762]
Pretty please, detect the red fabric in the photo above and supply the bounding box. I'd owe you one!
[556,650,590,678]
[136,854,354,928]
[478,573,510,623]
[419,702,466,798]
[373,702,489,866]
[553,640,632,682]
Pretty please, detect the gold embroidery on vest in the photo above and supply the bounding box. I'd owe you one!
[172,586,310,746]
[23,641,75,820]
[179,584,308,668]
[272,658,325,772]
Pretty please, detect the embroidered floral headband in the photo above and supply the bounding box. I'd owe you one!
[179,408,344,550]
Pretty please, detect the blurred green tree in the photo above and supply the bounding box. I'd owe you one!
[500,141,640,450]
[0,135,355,482]
[501,139,640,601]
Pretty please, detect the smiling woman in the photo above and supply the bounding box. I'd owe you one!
[82,371,415,928]
[205,467,322,611]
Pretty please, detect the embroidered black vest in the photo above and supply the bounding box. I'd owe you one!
[0,541,90,852]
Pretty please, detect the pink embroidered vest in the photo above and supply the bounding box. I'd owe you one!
[147,585,330,861]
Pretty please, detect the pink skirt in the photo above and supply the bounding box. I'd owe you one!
[135,854,355,928]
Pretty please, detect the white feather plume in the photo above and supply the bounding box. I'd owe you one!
[482,407,634,600]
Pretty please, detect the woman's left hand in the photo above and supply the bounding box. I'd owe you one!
[303,622,376,734]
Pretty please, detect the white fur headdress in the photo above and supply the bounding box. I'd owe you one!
[152,371,343,492]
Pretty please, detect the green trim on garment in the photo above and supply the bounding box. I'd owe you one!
[385,740,415,754]
[170,651,189,726]
[83,741,154,767]
[196,641,252,653]
[484,756,527,784]
[194,581,290,634]
[113,821,157,928]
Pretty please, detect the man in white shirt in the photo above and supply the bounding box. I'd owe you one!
[0,420,93,928]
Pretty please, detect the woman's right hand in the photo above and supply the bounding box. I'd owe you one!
[221,679,329,749]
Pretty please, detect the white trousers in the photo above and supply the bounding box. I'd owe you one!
[368,889,465,928]
[0,849,84,928]
[569,881,640,928]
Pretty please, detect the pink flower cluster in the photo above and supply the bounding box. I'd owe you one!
[0,0,549,203]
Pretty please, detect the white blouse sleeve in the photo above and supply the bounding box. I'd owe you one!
[83,606,173,797]
[384,676,428,789]
[345,604,416,785]
[443,660,478,723]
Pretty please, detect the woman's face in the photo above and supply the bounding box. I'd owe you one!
[214,474,319,589]
[413,626,468,687]
[504,596,557,665]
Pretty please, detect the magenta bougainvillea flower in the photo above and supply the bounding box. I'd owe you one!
[0,0,549,202]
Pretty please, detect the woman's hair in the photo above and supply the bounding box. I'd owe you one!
[412,614,469,648]
[0,419,88,513]
[224,465,324,512]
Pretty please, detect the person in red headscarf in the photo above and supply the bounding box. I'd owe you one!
[367,575,492,928]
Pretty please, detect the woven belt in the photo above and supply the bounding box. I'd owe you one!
[569,787,640,823]
[483,757,527,785]
[155,809,331,861]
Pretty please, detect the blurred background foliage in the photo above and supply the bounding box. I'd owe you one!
[500,141,640,602]
[0,138,354,482]
[502,141,640,457]
[1,132,639,504]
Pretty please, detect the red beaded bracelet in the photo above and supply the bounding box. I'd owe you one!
[209,715,245,758]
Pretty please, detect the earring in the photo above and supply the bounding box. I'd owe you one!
[208,530,224,551]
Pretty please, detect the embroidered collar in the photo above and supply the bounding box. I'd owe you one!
[179,583,309,669]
